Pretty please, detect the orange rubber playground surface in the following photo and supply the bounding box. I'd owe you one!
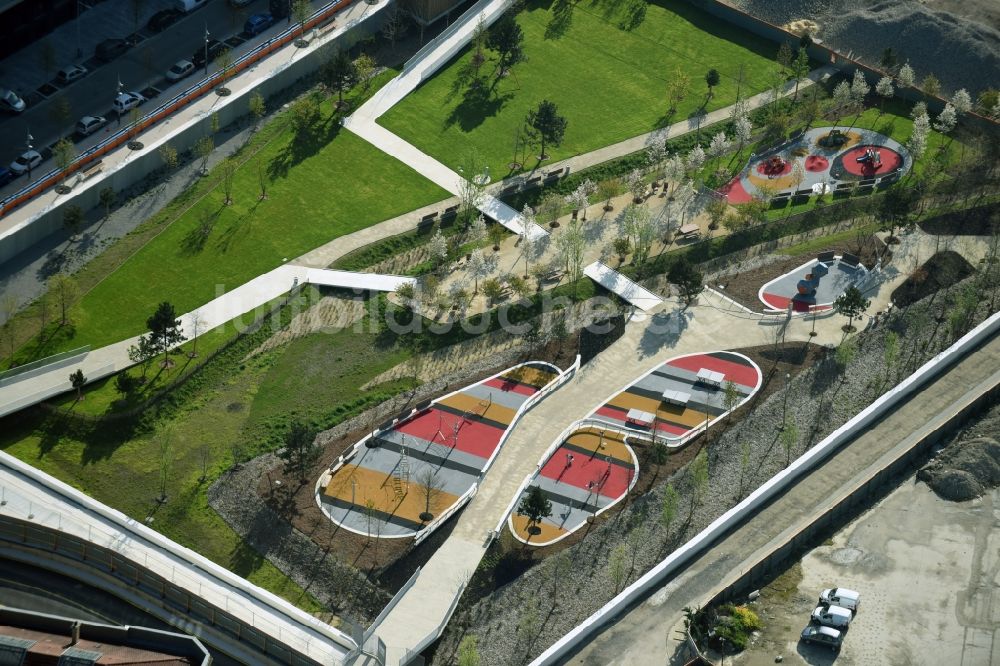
[509,351,761,546]
[317,362,560,538]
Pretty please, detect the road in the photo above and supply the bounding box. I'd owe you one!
[564,329,1000,665]
[0,0,326,197]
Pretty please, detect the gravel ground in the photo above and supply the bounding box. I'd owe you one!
[432,271,998,665]
[725,0,1000,96]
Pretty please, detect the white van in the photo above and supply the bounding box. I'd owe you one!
[819,587,861,612]
[174,0,210,12]
[811,604,853,629]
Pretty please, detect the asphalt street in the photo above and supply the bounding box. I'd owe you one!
[0,0,325,198]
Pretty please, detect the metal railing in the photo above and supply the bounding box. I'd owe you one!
[0,346,89,386]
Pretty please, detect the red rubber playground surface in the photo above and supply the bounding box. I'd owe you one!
[805,155,829,172]
[840,145,903,177]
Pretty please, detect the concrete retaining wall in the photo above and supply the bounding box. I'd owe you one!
[0,3,389,267]
[531,309,1000,664]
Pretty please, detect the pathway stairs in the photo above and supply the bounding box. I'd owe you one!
[0,266,414,418]
[583,261,663,312]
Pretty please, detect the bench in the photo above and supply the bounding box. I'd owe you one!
[791,193,811,205]
[79,160,103,181]
[817,251,836,264]
[526,176,542,186]
[841,252,861,268]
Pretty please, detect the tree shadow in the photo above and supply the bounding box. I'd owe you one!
[618,0,646,31]
[229,536,266,577]
[214,201,261,254]
[637,309,691,358]
[444,86,514,132]
[180,207,222,255]
[545,0,575,40]
[267,116,341,181]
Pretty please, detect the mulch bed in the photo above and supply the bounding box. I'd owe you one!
[714,235,884,311]
[255,338,580,593]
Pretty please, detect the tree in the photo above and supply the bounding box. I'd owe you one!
[791,47,810,101]
[613,236,631,263]
[486,12,525,82]
[146,302,187,366]
[623,204,655,265]
[625,169,645,203]
[556,220,585,281]
[834,285,870,332]
[488,223,505,251]
[248,90,266,130]
[519,205,537,277]
[723,380,741,423]
[665,67,691,112]
[395,282,416,309]
[668,257,703,306]
[875,76,894,112]
[659,483,678,534]
[458,635,480,666]
[114,371,141,400]
[468,213,487,244]
[467,249,489,293]
[417,468,445,521]
[322,49,356,108]
[921,73,941,97]
[381,4,405,50]
[539,192,563,228]
[457,150,488,227]
[831,80,853,126]
[335,49,365,90]
[609,543,628,593]
[705,198,727,231]
[951,88,972,115]
[526,100,567,161]
[63,205,84,238]
[429,229,448,267]
[195,135,214,176]
[48,274,78,326]
[776,42,793,73]
[291,0,311,40]
[517,485,552,536]
[278,421,321,479]
[780,421,798,467]
[221,158,236,205]
[933,103,957,135]
[290,92,322,139]
[214,47,234,92]
[704,68,720,99]
[897,62,915,89]
[128,334,157,380]
[187,310,204,358]
[69,368,86,401]
[598,178,620,211]
[157,428,173,502]
[256,157,268,201]
[53,138,77,187]
[482,278,504,304]
[707,131,731,169]
[689,449,709,516]
[907,112,931,162]
[878,185,916,241]
[97,187,116,224]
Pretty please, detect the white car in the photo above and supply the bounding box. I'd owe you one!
[0,88,25,113]
[57,64,88,84]
[9,150,43,175]
[166,60,195,82]
[811,604,853,629]
[819,587,860,612]
[76,115,108,136]
[113,91,147,114]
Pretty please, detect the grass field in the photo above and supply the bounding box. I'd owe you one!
[380,0,784,177]
[0,295,416,614]
[5,71,448,365]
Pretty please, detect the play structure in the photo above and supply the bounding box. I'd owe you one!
[315,362,560,539]
[507,352,762,546]
[720,127,911,205]
[759,252,880,312]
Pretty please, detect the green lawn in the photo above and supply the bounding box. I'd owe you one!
[0,296,416,615]
[7,71,448,363]
[380,0,783,177]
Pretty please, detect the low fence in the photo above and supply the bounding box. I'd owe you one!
[531,308,1000,664]
[365,567,422,641]
[0,345,89,387]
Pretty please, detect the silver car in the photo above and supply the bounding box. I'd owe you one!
[166,60,195,82]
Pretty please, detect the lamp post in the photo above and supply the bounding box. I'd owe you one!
[25,132,33,179]
[115,78,123,126]
[204,25,210,75]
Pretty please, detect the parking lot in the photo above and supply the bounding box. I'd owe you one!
[737,475,1000,665]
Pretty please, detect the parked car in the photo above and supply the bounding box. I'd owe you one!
[800,625,843,650]
[76,115,108,136]
[56,64,88,84]
[95,38,130,62]
[9,150,43,176]
[0,88,25,113]
[174,0,210,12]
[245,13,275,37]
[113,91,147,114]
[191,39,227,68]
[147,8,183,33]
[819,587,861,612]
[811,604,853,629]
[0,166,14,186]
[166,60,196,82]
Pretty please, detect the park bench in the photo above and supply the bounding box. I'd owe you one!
[79,160,103,181]
[841,252,861,269]
[817,251,836,264]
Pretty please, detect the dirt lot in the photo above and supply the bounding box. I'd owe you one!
[734,476,1000,665]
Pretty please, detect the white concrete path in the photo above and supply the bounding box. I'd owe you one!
[0,266,413,418]
[342,0,549,242]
